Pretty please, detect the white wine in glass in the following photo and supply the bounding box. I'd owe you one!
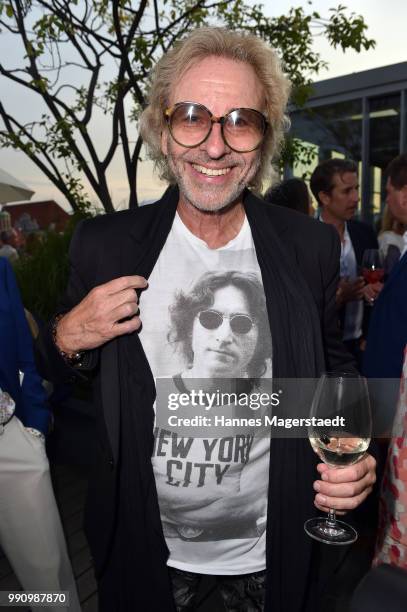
[304,372,372,545]
[309,435,370,468]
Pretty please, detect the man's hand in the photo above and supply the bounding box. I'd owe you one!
[336,276,365,305]
[362,281,384,304]
[313,454,376,515]
[55,275,148,353]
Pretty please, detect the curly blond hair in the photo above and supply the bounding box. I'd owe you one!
[139,27,291,191]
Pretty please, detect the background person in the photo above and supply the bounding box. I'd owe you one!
[378,204,406,275]
[310,158,381,368]
[263,177,313,216]
[348,347,407,612]
[0,229,19,262]
[0,256,80,612]
[374,346,407,569]
[364,153,407,381]
[378,204,406,259]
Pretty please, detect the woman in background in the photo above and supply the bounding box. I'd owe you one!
[378,204,406,275]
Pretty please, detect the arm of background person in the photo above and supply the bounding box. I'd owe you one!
[5,259,50,435]
[336,276,366,305]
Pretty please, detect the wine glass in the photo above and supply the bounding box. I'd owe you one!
[304,372,372,545]
[361,250,384,303]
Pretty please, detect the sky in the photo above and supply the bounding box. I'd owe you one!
[0,0,406,212]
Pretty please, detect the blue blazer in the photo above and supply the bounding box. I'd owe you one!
[363,251,407,379]
[0,257,50,434]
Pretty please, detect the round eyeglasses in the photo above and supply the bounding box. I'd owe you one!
[164,102,268,153]
[198,310,254,334]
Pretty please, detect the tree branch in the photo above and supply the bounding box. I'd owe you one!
[0,103,81,210]
[102,79,132,171]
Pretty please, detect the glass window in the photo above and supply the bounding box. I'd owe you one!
[368,94,401,221]
[289,100,362,209]
[290,100,362,168]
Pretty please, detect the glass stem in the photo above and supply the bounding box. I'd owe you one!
[327,509,337,527]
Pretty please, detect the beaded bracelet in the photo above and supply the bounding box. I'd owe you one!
[51,313,84,367]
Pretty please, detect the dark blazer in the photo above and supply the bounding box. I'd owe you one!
[0,257,49,433]
[344,219,379,337]
[36,188,356,611]
[363,251,407,379]
[347,218,378,267]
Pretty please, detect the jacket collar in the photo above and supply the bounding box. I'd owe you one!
[128,185,179,243]
[125,186,179,279]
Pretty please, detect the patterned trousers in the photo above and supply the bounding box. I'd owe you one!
[169,566,266,611]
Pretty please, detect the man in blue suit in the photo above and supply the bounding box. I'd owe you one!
[364,154,407,380]
[0,256,80,611]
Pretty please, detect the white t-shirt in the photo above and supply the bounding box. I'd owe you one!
[340,224,363,341]
[138,212,272,575]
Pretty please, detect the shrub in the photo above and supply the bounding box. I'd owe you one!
[14,211,90,322]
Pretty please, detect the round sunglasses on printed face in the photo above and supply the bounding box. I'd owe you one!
[164,102,268,153]
[198,310,254,334]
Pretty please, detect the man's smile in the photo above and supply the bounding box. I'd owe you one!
[191,164,232,177]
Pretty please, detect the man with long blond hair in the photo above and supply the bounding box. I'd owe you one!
[37,27,376,611]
